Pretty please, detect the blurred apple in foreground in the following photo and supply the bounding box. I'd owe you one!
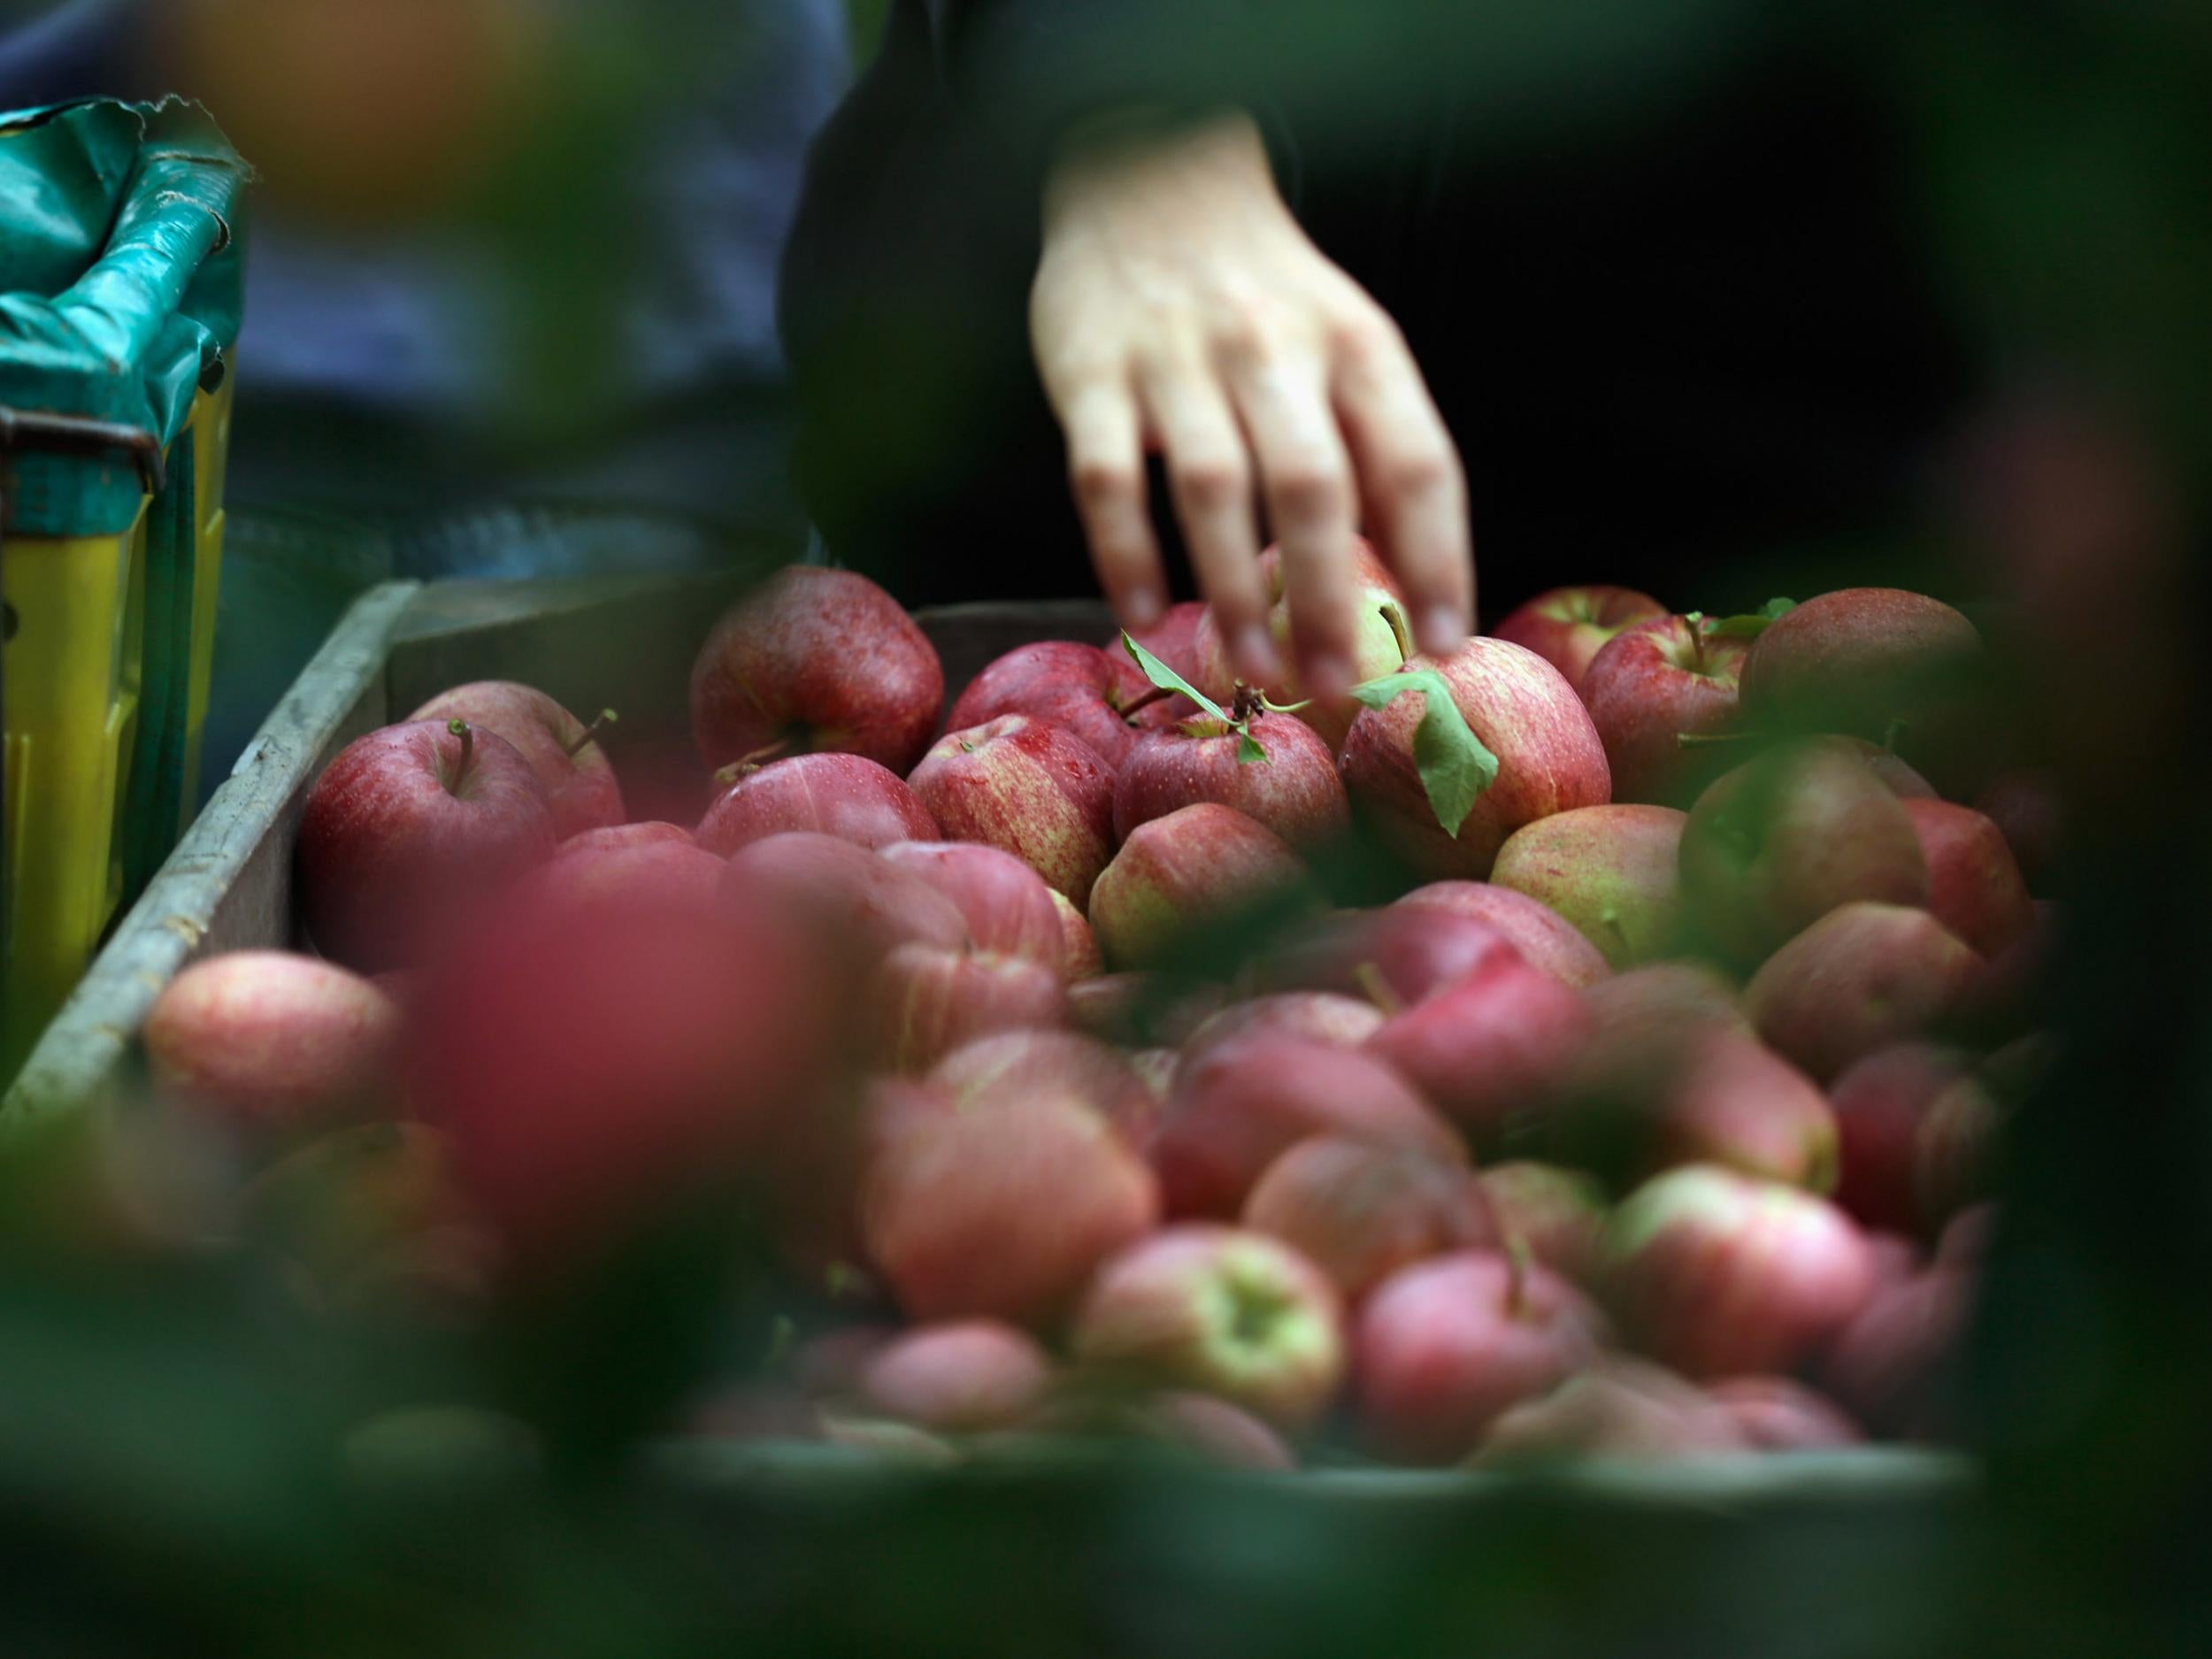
[1491,804,1688,968]
[1088,803,1310,969]
[1602,1164,1876,1379]
[1242,1136,1495,1301]
[1678,739,1930,962]
[1747,902,1980,1081]
[1114,709,1349,853]
[514,836,727,913]
[1153,1036,1459,1218]
[1181,992,1386,1063]
[410,871,844,1264]
[947,641,1172,769]
[1355,1248,1605,1463]
[860,1321,1054,1432]
[409,680,622,837]
[695,752,937,855]
[879,841,1064,972]
[1190,539,1412,747]
[722,831,968,960]
[1479,1162,1609,1286]
[144,951,403,1134]
[690,566,942,774]
[299,718,557,972]
[1705,1377,1863,1449]
[862,1090,1158,1328]
[1739,588,1983,752]
[1048,888,1102,979]
[929,1029,1158,1145]
[908,715,1117,905]
[1394,880,1610,988]
[1827,1043,1971,1234]
[554,820,693,857]
[1489,585,1667,691]
[1340,637,1610,879]
[1074,1225,1347,1429]
[1472,1358,1747,1464]
[1578,616,1750,803]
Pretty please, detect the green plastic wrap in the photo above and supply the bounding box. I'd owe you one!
[1,96,248,536]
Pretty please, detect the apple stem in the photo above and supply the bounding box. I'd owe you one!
[1675,730,1756,750]
[1119,685,1176,721]
[562,708,618,759]
[1229,683,1263,724]
[1504,1233,1534,1317]
[1883,717,1911,754]
[724,736,793,780]
[446,718,474,777]
[1350,962,1406,1018]
[1259,694,1312,716]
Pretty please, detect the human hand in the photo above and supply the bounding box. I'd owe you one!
[1031,109,1472,702]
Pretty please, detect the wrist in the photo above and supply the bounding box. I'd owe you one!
[1043,106,1276,233]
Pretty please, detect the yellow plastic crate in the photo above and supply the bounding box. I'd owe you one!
[2,377,232,1082]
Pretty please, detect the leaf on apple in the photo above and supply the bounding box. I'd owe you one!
[1346,670,1499,837]
[1703,597,1798,641]
[1122,632,1272,764]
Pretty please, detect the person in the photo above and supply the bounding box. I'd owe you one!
[782,4,1970,707]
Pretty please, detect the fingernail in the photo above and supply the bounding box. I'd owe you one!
[1233,624,1283,683]
[1306,651,1354,703]
[1123,587,1164,630]
[1418,603,1469,658]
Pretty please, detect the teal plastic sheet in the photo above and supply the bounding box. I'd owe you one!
[1,96,248,535]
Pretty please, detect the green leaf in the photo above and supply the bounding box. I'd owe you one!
[1704,597,1797,641]
[1347,670,1499,837]
[1236,732,1269,765]
[1121,632,1232,726]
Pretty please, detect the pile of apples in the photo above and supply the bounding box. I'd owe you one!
[137,549,2047,1470]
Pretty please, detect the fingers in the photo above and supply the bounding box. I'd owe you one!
[1137,362,1278,683]
[1225,345,1362,702]
[1332,315,1474,657]
[1055,375,1166,631]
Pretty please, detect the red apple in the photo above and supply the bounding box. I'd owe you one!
[695,751,938,856]
[1190,538,1413,748]
[928,1028,1157,1146]
[1354,1248,1606,1463]
[1581,961,1748,1041]
[862,1089,1159,1327]
[1066,972,1227,1048]
[1601,1164,1878,1378]
[1087,803,1311,969]
[1128,1047,1179,1107]
[1578,616,1751,803]
[879,841,1065,972]
[1123,601,1207,686]
[1915,1075,2003,1228]
[298,719,557,972]
[1048,888,1102,979]
[859,1321,1053,1432]
[908,714,1117,905]
[1489,585,1668,692]
[1181,992,1386,1063]
[1830,735,1938,800]
[1394,881,1610,988]
[410,866,844,1264]
[1821,1263,1970,1440]
[1490,804,1688,969]
[1746,902,1981,1081]
[1073,1225,1347,1428]
[408,680,622,838]
[1268,906,1522,1007]
[143,951,403,1133]
[872,944,1068,1073]
[1128,1391,1296,1471]
[1678,739,1931,962]
[1114,709,1350,853]
[1974,771,2062,888]
[1739,588,1983,749]
[1900,798,2033,956]
[1152,1035,1461,1218]
[1827,1042,1972,1235]
[946,640,1174,770]
[1243,1136,1496,1301]
[515,837,728,912]
[1339,637,1611,880]
[1957,900,2057,1040]
[689,565,943,774]
[721,831,968,961]
[1706,1377,1863,1450]
[1479,1162,1609,1286]
[1471,1358,1748,1464]
[1365,954,1594,1141]
[554,821,694,857]
[1572,1025,1838,1192]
